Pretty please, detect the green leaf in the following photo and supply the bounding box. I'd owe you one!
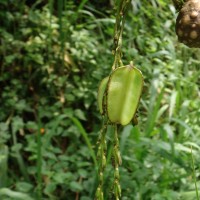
[0,188,34,200]
[69,181,83,192]
[15,182,33,193]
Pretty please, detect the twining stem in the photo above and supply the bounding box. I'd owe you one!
[95,121,108,200]
[112,0,131,70]
[111,125,122,199]
[172,0,185,10]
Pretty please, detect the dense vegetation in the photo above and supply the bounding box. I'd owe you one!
[0,0,200,199]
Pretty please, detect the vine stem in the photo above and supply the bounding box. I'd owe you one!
[95,120,108,200]
[111,124,122,199]
[112,0,131,70]
[172,0,185,10]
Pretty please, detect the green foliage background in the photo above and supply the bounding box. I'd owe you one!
[0,0,200,199]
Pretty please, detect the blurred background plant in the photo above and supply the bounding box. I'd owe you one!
[0,0,199,199]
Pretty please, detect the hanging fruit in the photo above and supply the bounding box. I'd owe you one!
[107,65,143,125]
[97,77,109,115]
[97,64,143,126]
[175,0,200,48]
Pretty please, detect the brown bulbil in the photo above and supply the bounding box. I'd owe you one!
[190,30,198,38]
[178,29,183,36]
[190,11,198,18]
[176,0,200,47]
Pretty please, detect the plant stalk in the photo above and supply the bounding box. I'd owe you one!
[111,124,122,199]
[112,0,131,69]
[95,121,108,200]
[172,0,185,10]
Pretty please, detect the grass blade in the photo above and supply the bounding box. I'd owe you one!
[70,117,98,168]
[191,146,200,200]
